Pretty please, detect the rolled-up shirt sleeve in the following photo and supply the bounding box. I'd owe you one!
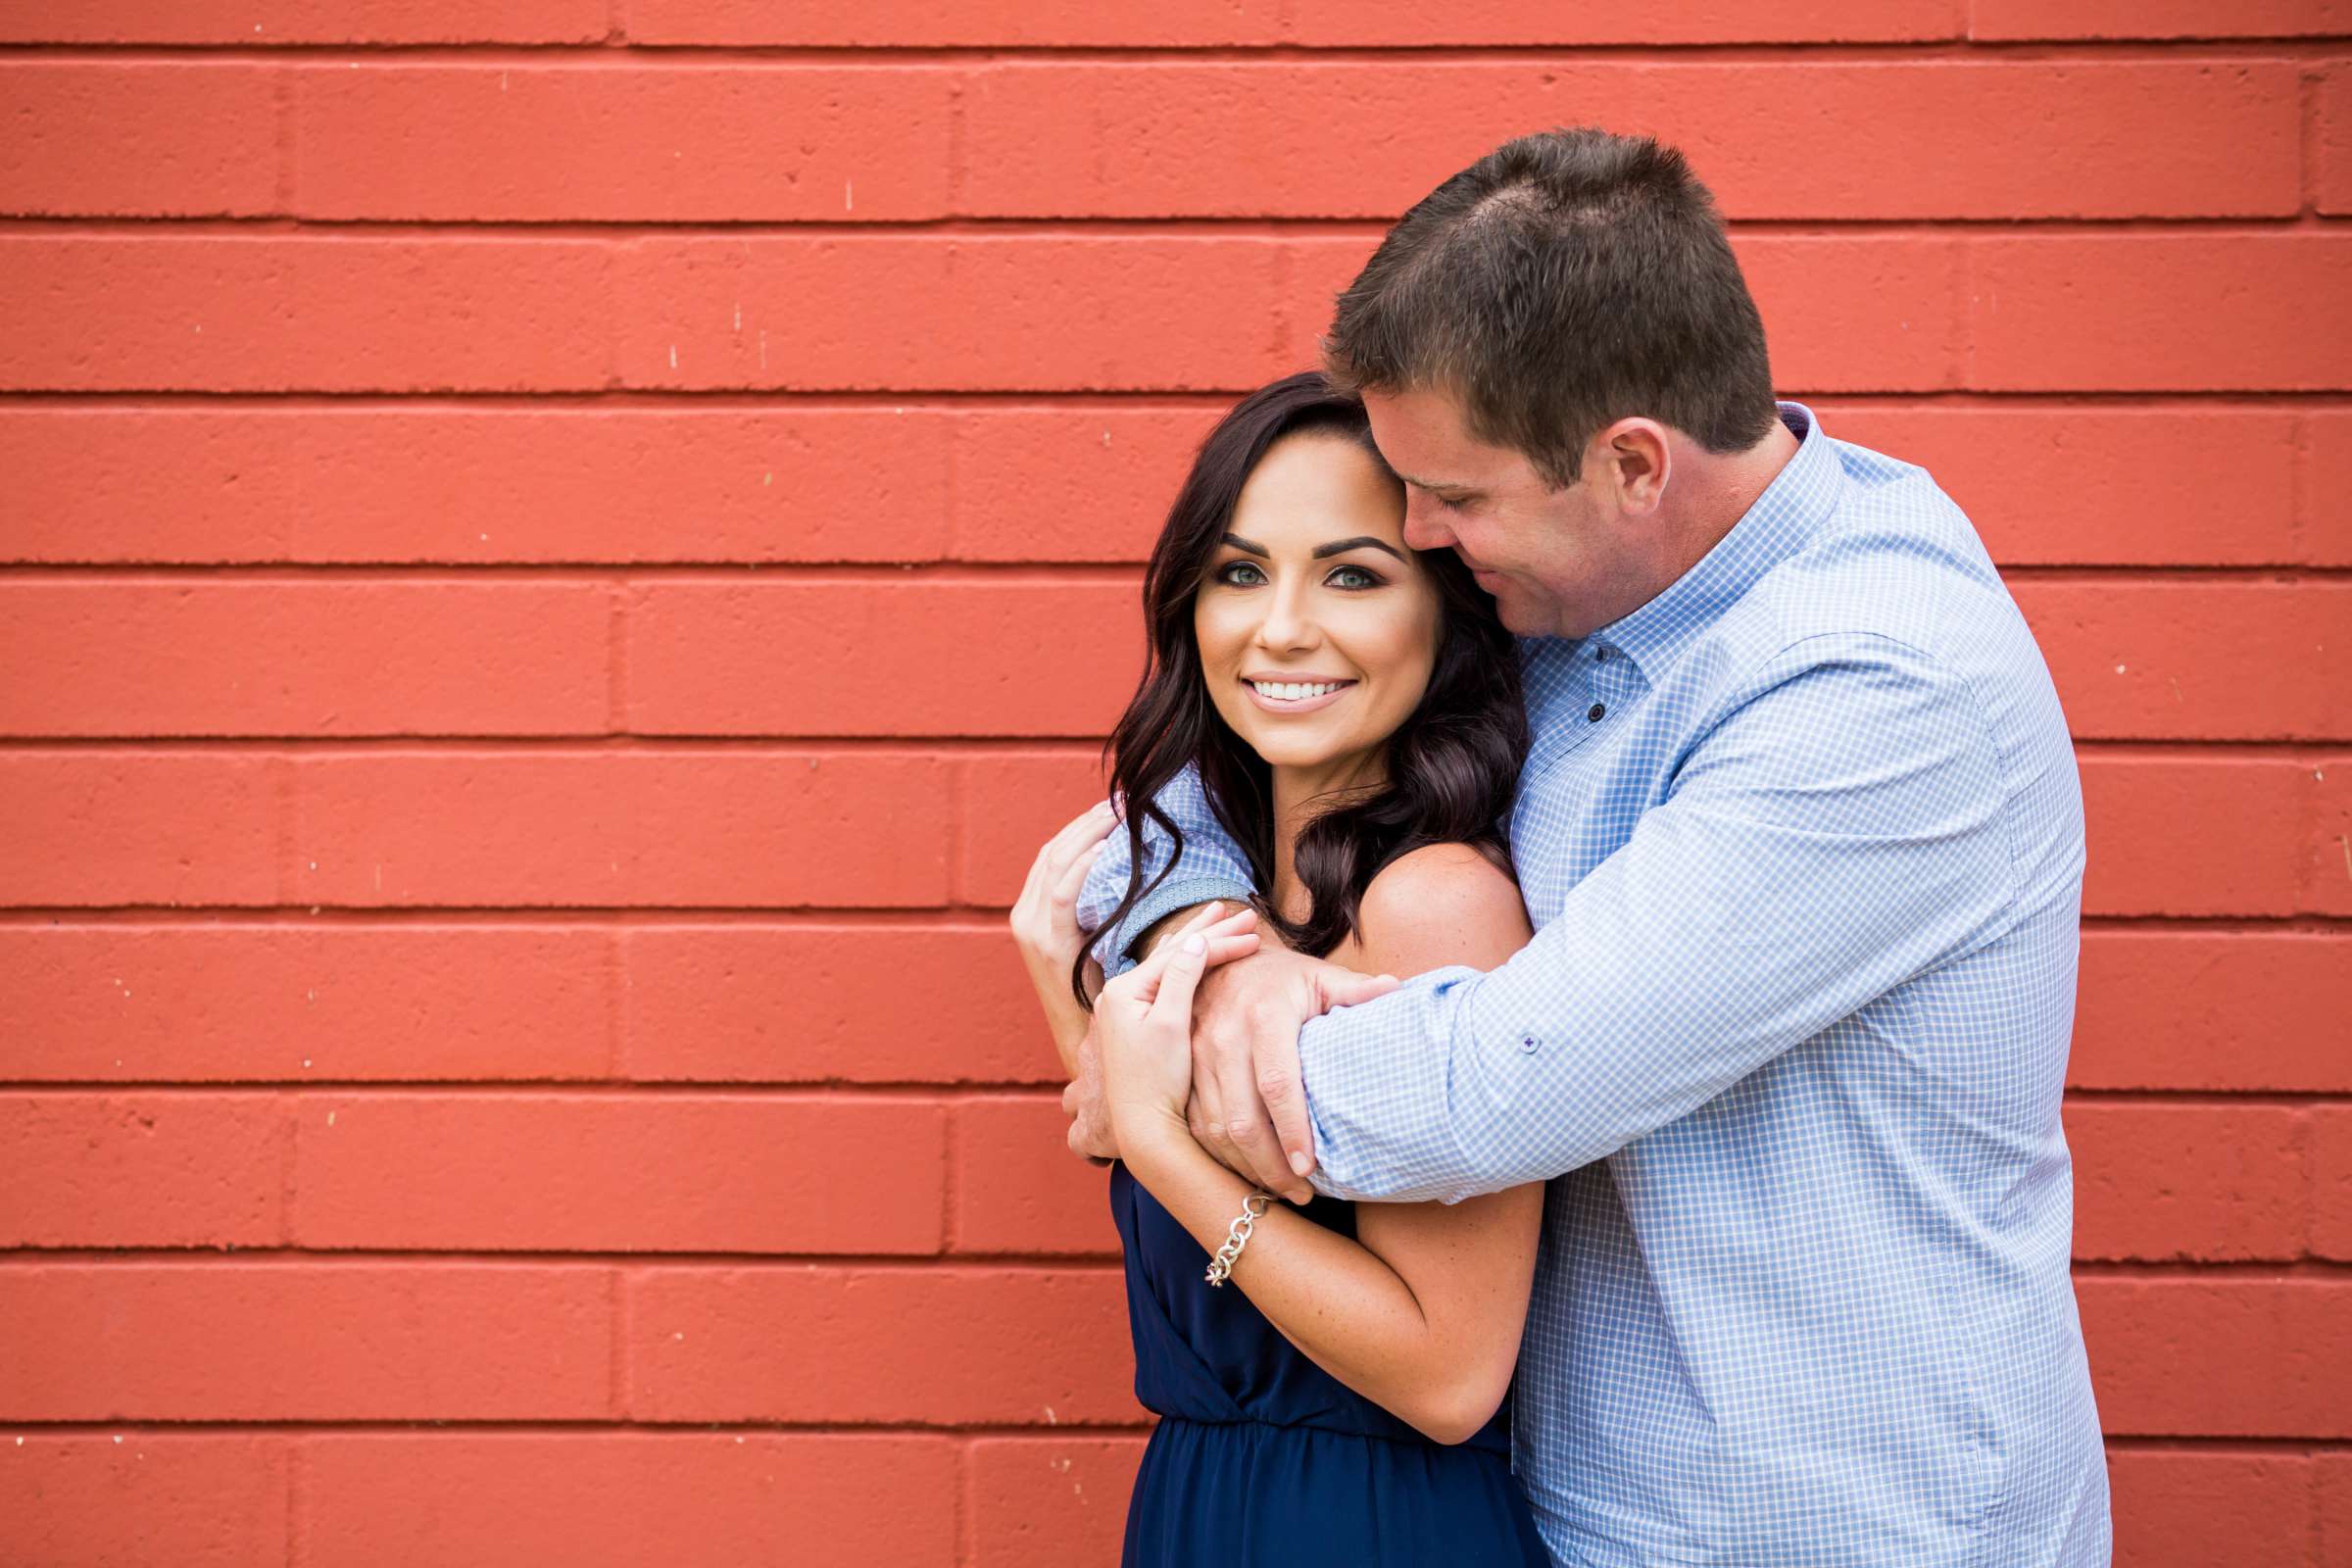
[1300,632,2034,1204]
[1077,765,1255,978]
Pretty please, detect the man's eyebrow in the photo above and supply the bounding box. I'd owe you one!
[1396,472,1477,496]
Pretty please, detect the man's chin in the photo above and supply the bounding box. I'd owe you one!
[1487,586,1556,639]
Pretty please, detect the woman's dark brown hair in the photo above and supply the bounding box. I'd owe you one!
[1072,371,1529,1009]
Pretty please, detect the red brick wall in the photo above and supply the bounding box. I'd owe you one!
[0,4,2346,1564]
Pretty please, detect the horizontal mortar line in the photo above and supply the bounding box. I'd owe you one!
[5,1082,2339,1102]
[2063,1089,2352,1106]
[2101,1436,2352,1454]
[4,909,2343,933]
[2080,914,2352,933]
[2068,1259,2352,1281]
[0,39,2346,65]
[2,215,2343,240]
[0,564,2343,583]
[4,389,2352,412]
[0,736,2338,756]
[3,1251,2334,1277]
[0,734,1110,752]
[0,906,1040,922]
[0,1418,1162,1439]
[0,1249,1127,1270]
[0,563,1148,584]
[1999,565,2352,583]
[0,906,1025,925]
[0,1426,2327,1454]
[2068,738,2348,759]
[0,1081,1066,1096]
[0,905,2341,926]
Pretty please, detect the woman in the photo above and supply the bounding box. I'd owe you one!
[1009,372,1550,1565]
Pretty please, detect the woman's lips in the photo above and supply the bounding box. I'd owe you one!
[1241,678,1355,715]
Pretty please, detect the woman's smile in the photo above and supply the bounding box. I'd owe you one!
[1242,675,1358,714]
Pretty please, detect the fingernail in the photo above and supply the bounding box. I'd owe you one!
[1181,935,1206,955]
[1288,1152,1310,1176]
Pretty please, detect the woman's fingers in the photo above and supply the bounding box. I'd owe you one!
[1018,802,1107,909]
[1048,836,1109,907]
[1143,932,1211,1025]
[1202,931,1261,967]
[1103,899,1257,1016]
[1045,800,1118,870]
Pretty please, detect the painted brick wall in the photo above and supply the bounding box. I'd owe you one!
[0,3,2346,1565]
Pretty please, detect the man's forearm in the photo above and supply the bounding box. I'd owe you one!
[1133,903,1209,961]
[1135,898,1281,962]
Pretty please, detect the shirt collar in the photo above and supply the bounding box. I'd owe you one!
[1592,401,1840,680]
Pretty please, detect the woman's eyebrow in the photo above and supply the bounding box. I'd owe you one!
[1311,536,1410,562]
[1216,532,1408,563]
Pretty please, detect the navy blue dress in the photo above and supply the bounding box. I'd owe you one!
[1110,1162,1550,1567]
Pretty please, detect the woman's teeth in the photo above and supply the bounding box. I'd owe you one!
[1250,680,1347,701]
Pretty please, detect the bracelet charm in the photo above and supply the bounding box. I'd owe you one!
[1203,1191,1275,1287]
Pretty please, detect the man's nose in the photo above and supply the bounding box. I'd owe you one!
[1401,496,1453,552]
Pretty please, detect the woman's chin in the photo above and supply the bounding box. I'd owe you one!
[1248,735,1349,769]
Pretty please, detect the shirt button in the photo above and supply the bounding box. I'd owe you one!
[1588,703,1606,721]
[1593,648,1608,662]
[1520,1035,1539,1054]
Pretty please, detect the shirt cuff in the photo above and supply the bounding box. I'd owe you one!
[1090,874,1254,977]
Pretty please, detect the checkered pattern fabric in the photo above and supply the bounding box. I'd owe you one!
[1080,404,2110,1566]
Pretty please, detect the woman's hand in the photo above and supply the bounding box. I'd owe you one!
[1008,800,1119,1010]
[1095,901,1261,1148]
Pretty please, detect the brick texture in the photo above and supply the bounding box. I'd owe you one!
[1,13,2341,1567]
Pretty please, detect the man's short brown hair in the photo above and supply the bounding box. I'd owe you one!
[1324,126,1779,486]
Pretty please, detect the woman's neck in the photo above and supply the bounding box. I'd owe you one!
[1268,751,1386,925]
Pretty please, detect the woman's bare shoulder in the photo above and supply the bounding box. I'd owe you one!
[1352,843,1533,980]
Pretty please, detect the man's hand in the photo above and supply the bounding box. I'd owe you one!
[1062,1020,1118,1162]
[1184,945,1398,1202]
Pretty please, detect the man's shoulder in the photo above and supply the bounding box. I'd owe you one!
[1714,458,2034,702]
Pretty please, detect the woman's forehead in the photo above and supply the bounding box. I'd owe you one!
[1229,436,1407,548]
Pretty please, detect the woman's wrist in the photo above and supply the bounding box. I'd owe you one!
[1111,1101,1197,1176]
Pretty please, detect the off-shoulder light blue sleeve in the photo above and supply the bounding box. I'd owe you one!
[1298,633,2027,1204]
[1076,764,1255,977]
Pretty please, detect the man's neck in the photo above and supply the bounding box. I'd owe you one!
[1659,416,1803,577]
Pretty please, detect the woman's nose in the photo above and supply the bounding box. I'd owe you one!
[1252,582,1319,650]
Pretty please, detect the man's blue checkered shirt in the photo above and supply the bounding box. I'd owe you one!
[1079,404,2111,1566]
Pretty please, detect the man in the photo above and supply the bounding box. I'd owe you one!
[1067,128,2109,1565]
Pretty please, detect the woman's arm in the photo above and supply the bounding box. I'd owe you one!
[1012,803,1263,1078]
[1111,844,1543,1444]
[1036,962,1101,1077]
[1008,802,1119,1076]
[1075,766,1256,979]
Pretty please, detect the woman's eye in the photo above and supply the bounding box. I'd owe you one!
[1213,561,1265,587]
[1327,565,1382,590]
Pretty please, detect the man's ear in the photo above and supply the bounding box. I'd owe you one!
[1595,417,1672,515]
